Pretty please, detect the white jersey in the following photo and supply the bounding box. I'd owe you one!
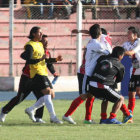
[123,38,140,75]
[100,34,112,53]
[85,36,112,77]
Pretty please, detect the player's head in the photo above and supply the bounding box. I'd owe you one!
[28,26,42,41]
[111,46,125,60]
[101,28,107,35]
[127,26,140,42]
[42,34,48,49]
[89,24,101,39]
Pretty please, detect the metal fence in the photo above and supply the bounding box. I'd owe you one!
[13,4,139,20]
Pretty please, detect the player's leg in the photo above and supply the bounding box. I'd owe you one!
[127,75,137,123]
[100,100,108,124]
[84,94,95,124]
[104,87,132,124]
[33,90,45,123]
[80,74,95,124]
[0,75,32,122]
[62,73,87,124]
[88,85,113,124]
[25,74,63,124]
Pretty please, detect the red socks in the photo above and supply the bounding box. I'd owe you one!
[109,113,116,119]
[120,104,130,116]
[128,98,135,113]
[101,113,107,120]
[64,96,84,117]
[85,97,95,120]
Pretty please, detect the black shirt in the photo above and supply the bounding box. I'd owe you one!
[91,55,125,86]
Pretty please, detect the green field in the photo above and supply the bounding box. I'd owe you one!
[0,99,140,140]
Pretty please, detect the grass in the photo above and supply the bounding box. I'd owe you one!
[0,99,140,140]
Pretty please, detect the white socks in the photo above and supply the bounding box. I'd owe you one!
[29,96,45,111]
[28,94,56,119]
[44,94,56,119]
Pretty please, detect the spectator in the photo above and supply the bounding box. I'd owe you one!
[71,0,77,14]
[81,0,97,19]
[31,0,54,19]
[63,0,72,19]
[124,0,139,19]
[35,0,44,18]
[108,0,121,19]
[136,1,140,19]
[45,0,54,19]
[24,0,37,19]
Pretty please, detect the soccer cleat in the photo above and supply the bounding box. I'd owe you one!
[100,119,108,124]
[122,110,133,124]
[127,118,133,123]
[106,118,122,124]
[127,110,133,123]
[123,114,133,124]
[50,116,63,124]
[35,118,46,123]
[0,108,7,122]
[84,120,96,124]
[62,115,76,124]
[25,108,36,122]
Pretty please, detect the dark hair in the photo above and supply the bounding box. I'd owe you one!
[89,24,101,39]
[101,28,107,35]
[111,46,125,58]
[42,34,48,38]
[127,0,136,5]
[28,26,41,39]
[128,26,140,37]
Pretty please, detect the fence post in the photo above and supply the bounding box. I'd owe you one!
[76,0,82,71]
[9,0,14,77]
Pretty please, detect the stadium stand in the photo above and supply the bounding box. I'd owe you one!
[0,0,139,76]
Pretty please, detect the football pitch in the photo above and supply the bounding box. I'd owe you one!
[0,99,140,140]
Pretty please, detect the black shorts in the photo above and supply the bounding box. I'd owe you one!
[19,74,44,100]
[77,73,90,94]
[18,74,33,94]
[32,74,53,91]
[89,84,121,103]
[128,75,140,92]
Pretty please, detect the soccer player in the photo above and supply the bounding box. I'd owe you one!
[0,53,49,123]
[34,34,61,122]
[22,26,63,124]
[122,26,140,123]
[62,24,112,124]
[89,46,132,124]
[0,28,62,123]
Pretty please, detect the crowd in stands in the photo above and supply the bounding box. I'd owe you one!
[0,0,139,20]
[22,0,77,19]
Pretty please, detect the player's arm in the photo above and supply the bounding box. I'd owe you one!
[98,43,111,55]
[125,41,140,56]
[47,63,56,74]
[46,55,63,76]
[20,51,27,60]
[47,63,59,77]
[124,50,135,56]
[45,55,63,63]
[115,66,125,83]
[72,29,89,34]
